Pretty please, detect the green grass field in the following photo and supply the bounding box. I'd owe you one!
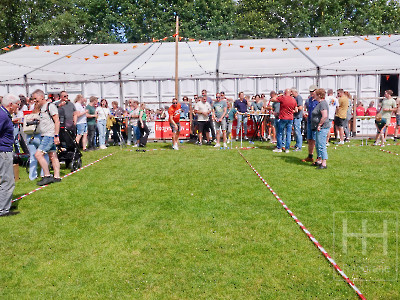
[1,140,399,299]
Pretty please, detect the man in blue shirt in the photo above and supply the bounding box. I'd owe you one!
[0,94,21,217]
[234,92,248,140]
[302,85,319,162]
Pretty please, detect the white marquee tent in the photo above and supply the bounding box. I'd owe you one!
[1,34,399,108]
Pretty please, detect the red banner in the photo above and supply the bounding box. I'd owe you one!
[154,121,190,139]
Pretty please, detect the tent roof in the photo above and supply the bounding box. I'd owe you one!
[1,35,400,84]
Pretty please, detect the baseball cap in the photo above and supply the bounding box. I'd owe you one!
[309,85,318,92]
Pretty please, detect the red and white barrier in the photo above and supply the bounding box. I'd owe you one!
[237,150,366,300]
[12,153,114,203]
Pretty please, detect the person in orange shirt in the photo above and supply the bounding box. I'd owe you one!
[169,98,181,150]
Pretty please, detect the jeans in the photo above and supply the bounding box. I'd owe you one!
[127,124,141,143]
[26,134,48,180]
[236,114,248,137]
[97,119,107,146]
[316,128,329,160]
[87,124,96,148]
[293,118,303,149]
[277,119,293,150]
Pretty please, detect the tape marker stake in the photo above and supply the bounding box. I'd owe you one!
[237,150,366,300]
[12,153,114,203]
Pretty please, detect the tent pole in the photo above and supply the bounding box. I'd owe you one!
[175,16,179,100]
[119,72,124,107]
[24,74,29,97]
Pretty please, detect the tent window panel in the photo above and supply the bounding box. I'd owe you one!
[360,75,377,91]
[180,80,196,97]
[197,80,215,95]
[298,77,316,95]
[103,82,119,98]
[85,82,101,97]
[340,75,357,91]
[143,81,158,97]
[258,78,275,95]
[320,76,336,91]
[238,78,256,96]
[277,77,295,92]
[124,81,140,97]
[160,80,175,97]
[220,79,235,97]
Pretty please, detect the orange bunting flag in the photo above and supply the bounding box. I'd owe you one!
[132,45,137,49]
[389,34,392,37]
[328,44,333,47]
[93,55,99,59]
[25,44,31,47]
[104,53,109,56]
[152,38,159,42]
[283,48,288,51]
[113,51,119,55]
[208,42,212,45]
[34,46,40,50]
[305,47,310,51]
[218,42,222,46]
[84,58,90,61]
[54,52,59,55]
[162,37,168,41]
[2,47,10,51]
[189,38,195,42]
[260,47,265,52]
[339,43,344,45]
[143,43,148,45]
[199,40,203,44]
[353,40,358,43]
[172,33,178,38]
[66,55,71,58]
[123,49,127,52]
[179,36,183,41]
[316,46,321,50]
[45,50,50,53]
[294,47,299,50]
[240,45,244,48]
[376,36,381,40]
[250,46,254,50]
[271,48,277,52]
[364,37,369,41]
[228,43,232,47]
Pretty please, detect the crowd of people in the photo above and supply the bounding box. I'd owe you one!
[1,86,399,216]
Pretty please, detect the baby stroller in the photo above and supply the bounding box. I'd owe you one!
[57,127,83,172]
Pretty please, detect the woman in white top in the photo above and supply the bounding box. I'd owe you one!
[95,99,110,149]
[74,95,88,151]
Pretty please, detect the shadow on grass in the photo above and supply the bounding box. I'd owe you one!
[275,155,311,166]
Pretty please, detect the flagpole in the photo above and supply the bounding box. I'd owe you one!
[175,16,179,100]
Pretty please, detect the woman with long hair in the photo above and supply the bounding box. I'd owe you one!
[95,99,110,149]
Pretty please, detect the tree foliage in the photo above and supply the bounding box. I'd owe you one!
[1,0,400,46]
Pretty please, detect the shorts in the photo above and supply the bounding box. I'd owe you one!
[76,123,88,135]
[214,119,227,132]
[170,122,181,133]
[306,120,316,140]
[334,116,346,127]
[38,136,57,153]
[396,114,400,126]
[198,121,209,133]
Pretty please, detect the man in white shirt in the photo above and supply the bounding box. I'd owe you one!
[194,96,212,145]
[326,89,338,145]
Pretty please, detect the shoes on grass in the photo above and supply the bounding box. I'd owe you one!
[301,157,314,162]
[273,148,282,153]
[317,165,327,169]
[37,176,54,186]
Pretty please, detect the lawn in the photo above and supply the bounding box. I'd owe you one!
[1,140,398,299]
